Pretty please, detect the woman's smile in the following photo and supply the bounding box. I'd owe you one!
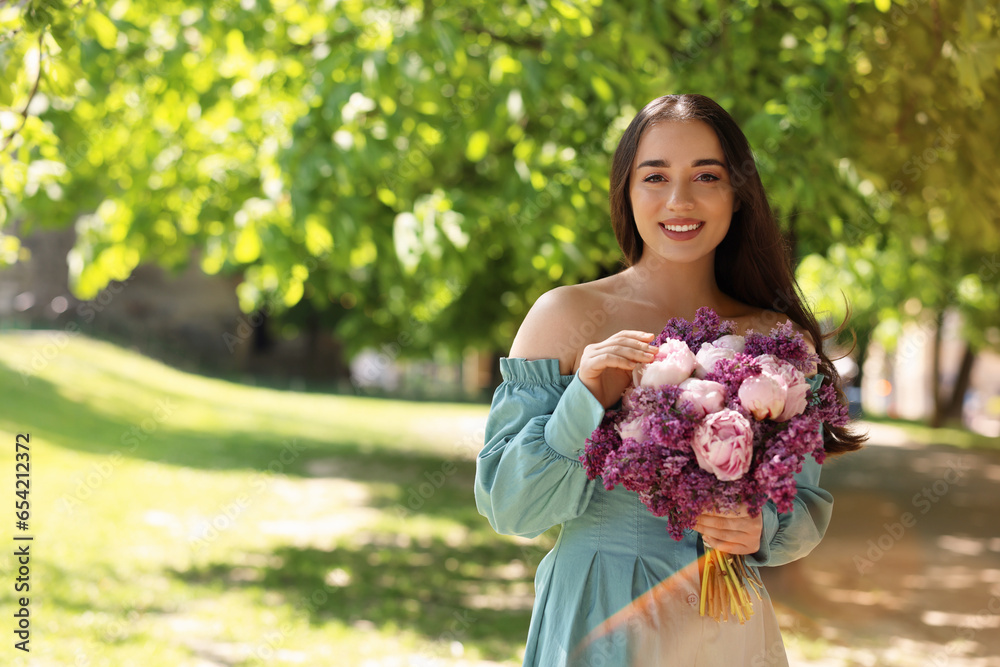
[629,120,738,265]
[659,218,705,240]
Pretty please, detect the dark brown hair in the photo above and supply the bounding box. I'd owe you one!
[610,94,865,455]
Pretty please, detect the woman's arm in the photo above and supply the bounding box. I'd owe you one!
[475,287,656,537]
[474,358,605,538]
[745,455,833,567]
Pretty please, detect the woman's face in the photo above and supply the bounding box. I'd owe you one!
[628,120,739,266]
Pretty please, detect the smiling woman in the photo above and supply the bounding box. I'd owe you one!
[475,93,866,667]
[628,121,737,264]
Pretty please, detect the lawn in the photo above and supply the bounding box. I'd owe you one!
[2,330,993,667]
[0,330,544,667]
[861,414,1000,451]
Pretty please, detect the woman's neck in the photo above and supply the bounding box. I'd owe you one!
[625,251,737,319]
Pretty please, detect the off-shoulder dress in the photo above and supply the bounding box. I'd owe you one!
[475,357,833,667]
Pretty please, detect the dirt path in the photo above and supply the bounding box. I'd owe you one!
[765,422,1000,666]
[384,418,999,666]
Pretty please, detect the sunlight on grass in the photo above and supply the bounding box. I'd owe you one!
[2,331,971,665]
[0,331,530,666]
[862,415,999,451]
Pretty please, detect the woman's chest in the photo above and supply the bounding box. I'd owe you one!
[587,307,760,344]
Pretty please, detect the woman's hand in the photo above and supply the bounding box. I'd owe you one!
[694,506,763,555]
[578,330,658,408]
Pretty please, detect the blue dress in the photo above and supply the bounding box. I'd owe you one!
[475,358,834,667]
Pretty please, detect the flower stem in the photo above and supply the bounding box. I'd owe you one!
[699,548,757,623]
[700,553,712,616]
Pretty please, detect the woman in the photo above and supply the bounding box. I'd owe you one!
[474,94,865,666]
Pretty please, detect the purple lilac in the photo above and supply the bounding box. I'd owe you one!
[653,307,737,351]
[581,308,846,540]
[743,319,821,375]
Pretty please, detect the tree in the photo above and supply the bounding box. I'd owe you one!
[3,0,873,357]
[3,0,996,382]
[796,0,1000,424]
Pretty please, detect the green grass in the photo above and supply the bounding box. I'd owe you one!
[4,330,991,666]
[861,414,1000,451]
[0,331,552,667]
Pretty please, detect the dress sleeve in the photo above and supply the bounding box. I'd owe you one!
[746,374,835,568]
[474,358,607,539]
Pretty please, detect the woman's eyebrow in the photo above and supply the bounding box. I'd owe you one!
[636,158,728,170]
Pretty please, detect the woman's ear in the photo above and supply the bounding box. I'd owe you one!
[733,196,741,213]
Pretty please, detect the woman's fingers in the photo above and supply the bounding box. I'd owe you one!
[587,331,656,353]
[578,330,657,407]
[583,335,658,364]
[614,330,657,341]
[586,350,652,369]
[695,511,762,554]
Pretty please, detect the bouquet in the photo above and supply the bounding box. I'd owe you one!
[581,308,848,623]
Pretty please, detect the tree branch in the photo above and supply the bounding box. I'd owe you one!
[0,31,45,154]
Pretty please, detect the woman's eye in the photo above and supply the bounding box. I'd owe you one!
[643,174,665,183]
[696,173,721,182]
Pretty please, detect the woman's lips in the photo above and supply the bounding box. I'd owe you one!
[659,220,705,240]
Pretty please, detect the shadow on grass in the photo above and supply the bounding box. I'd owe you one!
[0,352,475,485]
[171,528,547,661]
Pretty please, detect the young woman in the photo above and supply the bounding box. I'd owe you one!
[474,94,865,666]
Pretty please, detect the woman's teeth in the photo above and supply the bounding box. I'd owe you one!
[662,222,703,232]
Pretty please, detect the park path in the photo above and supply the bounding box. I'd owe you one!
[380,418,1000,666]
[766,422,1000,667]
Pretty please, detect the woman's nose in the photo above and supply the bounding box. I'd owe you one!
[666,182,695,211]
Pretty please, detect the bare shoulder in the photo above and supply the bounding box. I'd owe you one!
[508,282,611,375]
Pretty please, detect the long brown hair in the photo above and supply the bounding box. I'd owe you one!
[609,94,865,455]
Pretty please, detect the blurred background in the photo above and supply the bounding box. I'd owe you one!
[0,0,998,665]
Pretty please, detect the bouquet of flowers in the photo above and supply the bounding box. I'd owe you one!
[581,308,848,623]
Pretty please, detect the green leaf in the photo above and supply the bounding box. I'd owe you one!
[85,10,119,50]
[591,76,613,102]
[233,226,262,263]
[465,130,489,162]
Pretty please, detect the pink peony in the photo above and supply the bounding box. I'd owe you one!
[739,355,810,422]
[756,355,809,422]
[617,416,645,441]
[692,409,754,481]
[738,374,786,420]
[754,354,785,377]
[635,338,697,388]
[776,376,809,421]
[677,378,726,416]
[694,342,736,378]
[713,335,746,353]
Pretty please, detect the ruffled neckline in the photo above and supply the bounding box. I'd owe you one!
[499,357,575,386]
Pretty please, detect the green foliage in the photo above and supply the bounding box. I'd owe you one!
[2,0,999,357]
[801,0,1000,352]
